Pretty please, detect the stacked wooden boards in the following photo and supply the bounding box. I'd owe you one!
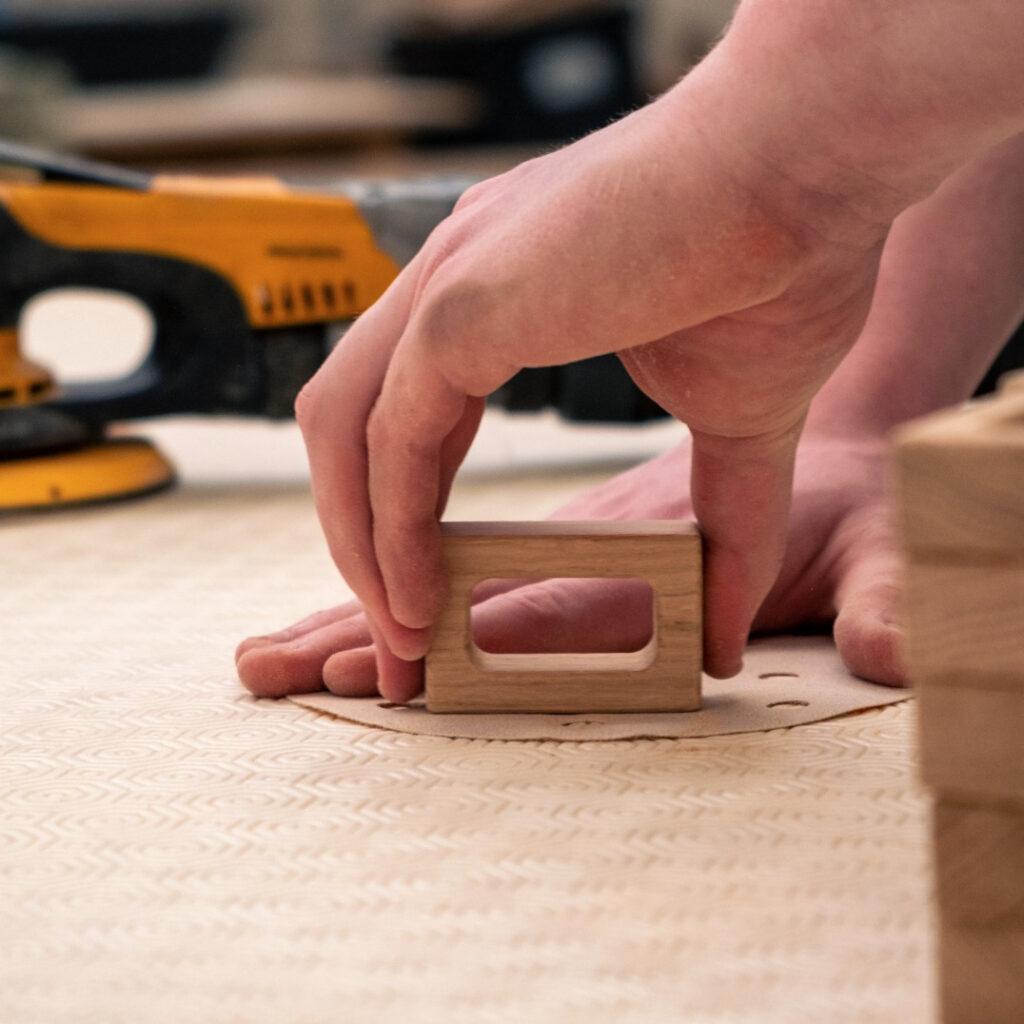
[896,372,1024,1023]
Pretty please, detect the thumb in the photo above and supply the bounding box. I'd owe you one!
[831,507,908,687]
[689,423,803,678]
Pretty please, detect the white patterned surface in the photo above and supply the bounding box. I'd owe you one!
[293,635,911,739]
[2,416,935,1024]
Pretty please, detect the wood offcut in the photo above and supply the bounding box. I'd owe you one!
[424,520,702,714]
[896,370,1024,1024]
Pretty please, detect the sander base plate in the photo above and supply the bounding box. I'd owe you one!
[0,437,175,512]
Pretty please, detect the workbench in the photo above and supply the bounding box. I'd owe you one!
[1,304,933,1023]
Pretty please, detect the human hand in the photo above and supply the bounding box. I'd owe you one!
[248,0,1024,699]
[293,75,891,694]
[236,429,904,700]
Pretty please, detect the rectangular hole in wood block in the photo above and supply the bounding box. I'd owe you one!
[469,577,655,668]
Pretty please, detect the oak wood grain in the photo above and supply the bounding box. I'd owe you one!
[425,521,702,714]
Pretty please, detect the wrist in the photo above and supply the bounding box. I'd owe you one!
[677,0,1024,245]
[807,130,1024,438]
[659,27,896,260]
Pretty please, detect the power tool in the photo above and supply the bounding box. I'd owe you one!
[0,140,470,511]
[0,140,670,513]
[5,139,1021,515]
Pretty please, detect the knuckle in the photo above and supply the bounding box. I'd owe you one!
[413,278,516,398]
[293,377,321,430]
[417,273,492,350]
[451,180,488,213]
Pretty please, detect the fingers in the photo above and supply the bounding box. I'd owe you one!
[435,395,487,519]
[833,582,906,687]
[300,253,505,663]
[236,581,528,702]
[323,646,378,696]
[472,576,655,655]
[238,573,655,702]
[370,623,423,703]
[236,612,374,698]
[235,612,418,702]
[689,422,804,678]
[297,265,436,661]
[366,331,491,645]
[831,507,909,686]
[234,602,362,662]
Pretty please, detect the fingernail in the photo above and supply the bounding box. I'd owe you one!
[389,629,432,661]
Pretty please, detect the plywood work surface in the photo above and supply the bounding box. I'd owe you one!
[2,416,934,1024]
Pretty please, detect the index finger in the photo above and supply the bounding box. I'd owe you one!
[295,263,429,661]
[689,421,805,677]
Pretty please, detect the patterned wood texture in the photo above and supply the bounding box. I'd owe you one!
[896,378,1024,1022]
[1,420,934,1024]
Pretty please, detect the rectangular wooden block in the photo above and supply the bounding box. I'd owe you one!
[939,921,1024,1024]
[898,383,1024,1024]
[424,520,702,714]
[918,685,1024,800]
[894,391,1024,559]
[933,797,1024,929]
[904,562,1024,686]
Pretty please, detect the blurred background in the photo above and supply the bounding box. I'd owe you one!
[0,0,740,463]
[0,0,737,176]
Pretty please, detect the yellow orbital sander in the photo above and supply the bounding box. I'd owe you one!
[0,140,470,511]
